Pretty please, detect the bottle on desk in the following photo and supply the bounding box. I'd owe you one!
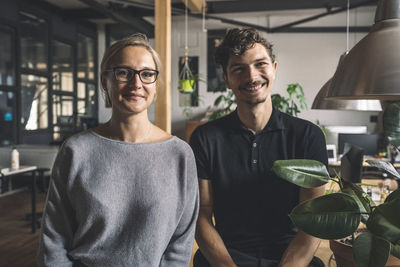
[11,147,19,170]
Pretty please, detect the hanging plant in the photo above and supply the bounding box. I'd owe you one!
[179,56,195,94]
[178,0,195,94]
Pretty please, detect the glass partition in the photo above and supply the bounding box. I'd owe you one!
[20,75,48,130]
[52,40,73,92]
[0,28,15,86]
[19,11,48,71]
[0,90,16,145]
[77,34,95,80]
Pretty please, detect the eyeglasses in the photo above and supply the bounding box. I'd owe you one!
[105,67,159,84]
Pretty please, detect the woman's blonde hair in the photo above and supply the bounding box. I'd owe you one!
[100,33,162,85]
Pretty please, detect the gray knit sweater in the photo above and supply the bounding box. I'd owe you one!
[37,130,199,267]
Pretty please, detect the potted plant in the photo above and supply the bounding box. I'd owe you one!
[271,83,308,117]
[271,102,400,267]
[209,82,308,121]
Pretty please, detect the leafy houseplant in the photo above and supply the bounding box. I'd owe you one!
[271,102,400,267]
[209,83,308,121]
[271,83,308,117]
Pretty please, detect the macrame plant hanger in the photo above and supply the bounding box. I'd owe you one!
[178,0,195,93]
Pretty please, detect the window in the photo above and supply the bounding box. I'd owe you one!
[77,33,97,130]
[20,75,48,130]
[0,26,17,146]
[19,11,48,71]
[0,90,16,145]
[77,34,95,80]
[0,27,15,86]
[52,40,73,92]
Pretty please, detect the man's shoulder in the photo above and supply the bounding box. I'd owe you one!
[277,111,320,133]
[193,114,233,137]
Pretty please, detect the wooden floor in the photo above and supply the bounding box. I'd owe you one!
[0,190,46,267]
[0,191,336,267]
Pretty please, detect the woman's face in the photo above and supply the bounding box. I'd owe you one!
[102,46,157,116]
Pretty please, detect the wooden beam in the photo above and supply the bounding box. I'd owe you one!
[181,0,204,13]
[154,0,171,133]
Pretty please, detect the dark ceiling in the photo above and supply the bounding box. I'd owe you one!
[38,0,379,36]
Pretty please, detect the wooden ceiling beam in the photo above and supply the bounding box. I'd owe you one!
[181,0,204,13]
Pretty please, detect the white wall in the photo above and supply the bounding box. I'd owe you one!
[98,6,381,139]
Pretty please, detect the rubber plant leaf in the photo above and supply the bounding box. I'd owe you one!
[383,102,400,150]
[272,159,330,188]
[386,188,400,203]
[353,231,390,267]
[391,243,400,259]
[289,192,360,239]
[342,180,374,224]
[367,198,400,245]
[366,159,400,180]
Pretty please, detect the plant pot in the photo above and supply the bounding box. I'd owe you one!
[179,79,195,93]
[330,240,400,267]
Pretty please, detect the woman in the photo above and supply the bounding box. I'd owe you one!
[37,34,199,266]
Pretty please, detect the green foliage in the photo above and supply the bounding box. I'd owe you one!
[290,193,361,239]
[383,102,400,150]
[353,232,391,267]
[271,103,400,267]
[209,83,308,121]
[272,158,400,267]
[271,83,308,117]
[208,90,236,121]
[386,188,400,203]
[366,159,400,180]
[272,160,330,188]
[366,198,400,245]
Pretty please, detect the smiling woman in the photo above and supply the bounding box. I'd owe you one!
[37,34,199,267]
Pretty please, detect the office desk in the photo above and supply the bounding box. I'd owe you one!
[329,159,400,168]
[0,166,48,233]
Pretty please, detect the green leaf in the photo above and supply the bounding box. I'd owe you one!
[342,181,373,224]
[213,95,224,107]
[367,198,400,245]
[353,231,390,267]
[366,160,400,179]
[383,103,400,149]
[289,193,361,239]
[386,188,400,203]
[272,159,330,188]
[391,243,400,259]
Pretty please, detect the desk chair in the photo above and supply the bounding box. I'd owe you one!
[340,144,364,183]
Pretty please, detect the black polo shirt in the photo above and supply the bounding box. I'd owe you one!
[190,108,328,259]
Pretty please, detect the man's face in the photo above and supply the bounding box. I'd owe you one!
[223,43,277,106]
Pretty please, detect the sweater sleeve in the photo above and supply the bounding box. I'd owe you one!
[37,144,76,267]
[160,149,199,266]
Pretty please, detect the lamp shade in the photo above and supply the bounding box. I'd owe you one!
[313,52,382,111]
[312,79,382,110]
[327,0,400,100]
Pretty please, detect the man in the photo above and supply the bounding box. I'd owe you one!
[190,28,328,267]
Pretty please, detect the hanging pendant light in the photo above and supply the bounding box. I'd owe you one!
[327,0,400,100]
[313,0,382,110]
[178,0,195,94]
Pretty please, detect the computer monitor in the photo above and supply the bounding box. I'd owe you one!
[338,133,379,156]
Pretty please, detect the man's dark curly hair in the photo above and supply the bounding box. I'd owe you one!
[215,28,275,75]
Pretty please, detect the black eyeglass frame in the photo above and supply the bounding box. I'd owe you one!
[104,67,159,84]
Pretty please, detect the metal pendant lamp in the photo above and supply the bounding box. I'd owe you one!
[312,0,382,111]
[327,0,400,100]
[312,53,382,111]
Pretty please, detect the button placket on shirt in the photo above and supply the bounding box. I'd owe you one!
[250,135,259,169]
